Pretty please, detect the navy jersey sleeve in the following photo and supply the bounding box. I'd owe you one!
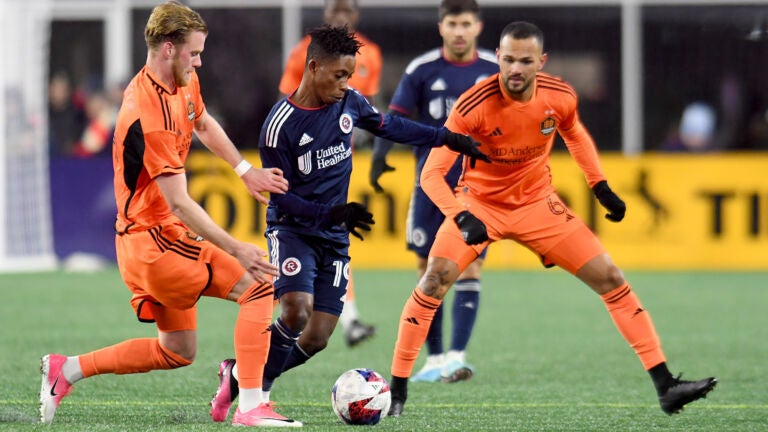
[349,91,444,147]
[377,115,446,147]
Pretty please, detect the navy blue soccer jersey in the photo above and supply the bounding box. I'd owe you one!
[389,48,498,179]
[259,88,445,245]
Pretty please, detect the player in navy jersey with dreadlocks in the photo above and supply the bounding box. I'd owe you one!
[208,24,489,425]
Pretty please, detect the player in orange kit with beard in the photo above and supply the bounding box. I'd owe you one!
[387,21,717,418]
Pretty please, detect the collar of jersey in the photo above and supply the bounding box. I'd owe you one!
[144,65,175,94]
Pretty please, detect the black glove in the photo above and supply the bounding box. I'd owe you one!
[454,210,489,245]
[592,180,626,222]
[329,202,375,240]
[369,157,395,193]
[443,130,491,168]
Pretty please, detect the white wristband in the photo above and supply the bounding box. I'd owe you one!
[234,159,252,177]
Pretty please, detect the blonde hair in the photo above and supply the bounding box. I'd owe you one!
[144,1,208,50]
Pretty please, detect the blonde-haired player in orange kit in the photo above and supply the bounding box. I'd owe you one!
[38,1,300,427]
[388,21,717,417]
[279,0,382,347]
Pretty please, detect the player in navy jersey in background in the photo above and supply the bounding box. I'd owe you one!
[370,0,497,384]
[208,24,489,424]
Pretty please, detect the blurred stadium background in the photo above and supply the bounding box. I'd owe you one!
[2,0,768,272]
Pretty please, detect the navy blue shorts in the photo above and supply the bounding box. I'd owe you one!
[406,186,444,257]
[406,186,488,260]
[266,229,350,316]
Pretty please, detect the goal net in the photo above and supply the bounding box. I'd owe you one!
[0,0,57,272]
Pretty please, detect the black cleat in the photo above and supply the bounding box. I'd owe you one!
[388,376,408,417]
[388,398,404,417]
[345,320,376,347]
[658,375,717,415]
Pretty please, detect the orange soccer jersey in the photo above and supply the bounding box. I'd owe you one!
[427,72,607,220]
[112,66,204,234]
[278,32,382,97]
[423,72,610,273]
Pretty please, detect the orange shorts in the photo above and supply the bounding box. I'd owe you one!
[116,222,245,332]
[430,191,605,275]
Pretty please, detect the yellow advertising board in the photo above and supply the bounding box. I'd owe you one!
[187,150,768,270]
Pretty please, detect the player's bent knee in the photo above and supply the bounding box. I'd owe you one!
[418,275,439,296]
[158,343,194,369]
[280,309,310,332]
[424,258,460,291]
[605,264,625,288]
[300,337,329,355]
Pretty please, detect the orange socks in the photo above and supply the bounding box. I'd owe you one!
[78,337,191,378]
[391,287,442,378]
[601,283,666,370]
[234,281,275,389]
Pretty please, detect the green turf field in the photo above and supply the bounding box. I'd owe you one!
[1,269,766,431]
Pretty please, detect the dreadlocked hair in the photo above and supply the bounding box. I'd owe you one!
[306,24,362,64]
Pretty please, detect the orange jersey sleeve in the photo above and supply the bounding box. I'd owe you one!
[420,146,466,220]
[558,110,605,187]
[112,66,204,233]
[278,33,382,98]
[435,72,606,211]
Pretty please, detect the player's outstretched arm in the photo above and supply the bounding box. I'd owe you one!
[194,111,288,205]
[238,164,289,205]
[155,172,278,282]
[367,111,491,166]
[420,145,466,219]
[229,240,280,283]
[440,129,491,167]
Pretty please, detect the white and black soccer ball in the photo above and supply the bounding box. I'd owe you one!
[331,368,391,425]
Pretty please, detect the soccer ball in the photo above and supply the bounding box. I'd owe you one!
[331,368,391,425]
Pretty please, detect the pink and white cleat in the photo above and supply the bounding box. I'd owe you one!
[232,402,303,427]
[39,354,73,424]
[210,358,239,422]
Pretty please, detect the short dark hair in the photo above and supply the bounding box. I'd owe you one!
[306,24,362,64]
[439,0,480,21]
[500,21,544,50]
